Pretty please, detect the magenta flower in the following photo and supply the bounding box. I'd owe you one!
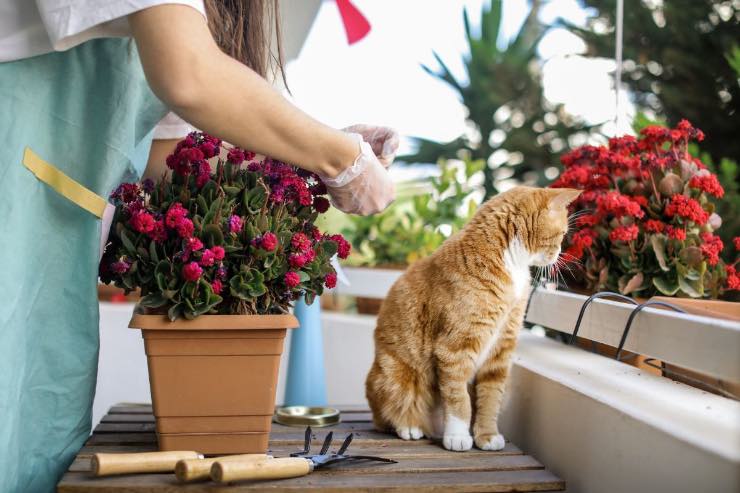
[185,237,204,252]
[284,271,301,288]
[229,215,243,234]
[211,246,225,261]
[261,232,278,251]
[110,259,131,274]
[330,234,351,259]
[313,196,330,213]
[289,253,307,269]
[130,210,155,234]
[291,233,311,252]
[176,217,195,238]
[148,220,167,243]
[200,249,216,267]
[211,279,223,294]
[166,203,188,228]
[182,262,203,282]
[324,272,337,289]
[227,148,245,165]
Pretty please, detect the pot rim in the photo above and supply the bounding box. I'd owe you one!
[129,313,299,331]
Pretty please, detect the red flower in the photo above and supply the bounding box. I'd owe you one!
[166,203,188,228]
[227,148,245,165]
[211,246,225,261]
[666,226,686,240]
[130,211,155,234]
[261,232,278,251]
[284,271,301,288]
[734,237,740,251]
[664,195,709,225]
[324,272,337,289]
[200,249,216,267]
[149,220,167,243]
[313,196,330,213]
[699,232,723,266]
[289,253,308,269]
[182,262,203,282]
[726,266,740,290]
[176,217,195,238]
[211,279,223,294]
[689,174,724,198]
[291,233,312,252]
[609,224,639,243]
[596,192,645,219]
[330,234,351,259]
[644,220,665,233]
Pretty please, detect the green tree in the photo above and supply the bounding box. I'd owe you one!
[401,0,588,198]
[564,0,740,164]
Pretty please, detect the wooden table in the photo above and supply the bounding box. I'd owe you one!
[58,404,564,492]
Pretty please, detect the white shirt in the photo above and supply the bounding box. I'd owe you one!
[0,0,206,138]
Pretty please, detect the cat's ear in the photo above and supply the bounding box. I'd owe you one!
[548,188,582,210]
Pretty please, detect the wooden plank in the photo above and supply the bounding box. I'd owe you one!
[94,421,377,435]
[68,453,543,475]
[525,288,740,381]
[109,404,153,414]
[58,468,564,492]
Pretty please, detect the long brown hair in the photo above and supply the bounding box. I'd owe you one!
[204,0,287,87]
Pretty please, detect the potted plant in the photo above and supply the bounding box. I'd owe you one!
[99,132,350,454]
[550,120,739,394]
[551,119,739,305]
[341,158,481,313]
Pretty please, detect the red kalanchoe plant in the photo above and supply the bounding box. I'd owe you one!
[551,120,739,299]
[100,131,349,320]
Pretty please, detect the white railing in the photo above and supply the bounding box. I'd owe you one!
[334,267,740,384]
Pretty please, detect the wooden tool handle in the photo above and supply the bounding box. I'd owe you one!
[175,454,271,483]
[211,457,312,483]
[92,451,202,476]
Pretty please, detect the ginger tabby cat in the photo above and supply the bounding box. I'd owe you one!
[366,186,581,451]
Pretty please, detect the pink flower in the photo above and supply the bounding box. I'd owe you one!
[185,237,203,252]
[324,272,337,289]
[182,262,203,282]
[289,253,308,269]
[211,279,223,294]
[609,224,639,243]
[166,203,188,228]
[130,210,156,234]
[212,246,225,261]
[261,232,278,251]
[330,234,351,259]
[229,215,243,234]
[110,259,131,274]
[291,233,311,252]
[227,148,245,165]
[148,220,167,243]
[200,249,215,267]
[284,271,301,288]
[313,196,330,213]
[176,217,195,238]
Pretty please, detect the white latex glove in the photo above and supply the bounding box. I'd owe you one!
[321,133,396,216]
[99,203,116,261]
[342,124,400,167]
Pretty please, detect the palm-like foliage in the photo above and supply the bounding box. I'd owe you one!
[401,0,587,198]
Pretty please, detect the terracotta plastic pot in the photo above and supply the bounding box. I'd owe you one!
[129,313,298,455]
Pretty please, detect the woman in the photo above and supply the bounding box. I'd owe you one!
[0,2,397,491]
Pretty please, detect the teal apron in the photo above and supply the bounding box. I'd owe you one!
[0,38,168,493]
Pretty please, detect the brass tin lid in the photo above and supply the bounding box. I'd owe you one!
[274,406,341,427]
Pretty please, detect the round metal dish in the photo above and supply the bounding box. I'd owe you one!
[274,406,341,427]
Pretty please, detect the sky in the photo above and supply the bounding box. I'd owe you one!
[285,0,635,157]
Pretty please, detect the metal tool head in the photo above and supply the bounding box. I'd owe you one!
[289,427,397,469]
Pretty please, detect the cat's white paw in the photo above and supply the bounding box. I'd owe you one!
[396,426,424,440]
[443,434,473,451]
[475,433,506,451]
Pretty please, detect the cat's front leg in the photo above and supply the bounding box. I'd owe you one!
[437,356,475,451]
[472,299,526,450]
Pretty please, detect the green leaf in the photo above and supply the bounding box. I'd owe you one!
[678,275,704,298]
[167,303,183,322]
[621,272,644,295]
[203,224,224,247]
[197,195,208,214]
[149,242,159,263]
[298,271,310,283]
[652,276,680,295]
[139,293,167,309]
[120,229,136,254]
[650,235,670,271]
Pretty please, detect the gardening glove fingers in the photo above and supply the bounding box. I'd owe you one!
[321,133,396,216]
[99,203,116,261]
[342,124,400,167]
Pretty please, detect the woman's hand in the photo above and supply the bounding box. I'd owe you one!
[321,134,395,215]
[342,125,400,167]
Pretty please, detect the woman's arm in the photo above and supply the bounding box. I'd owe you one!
[128,4,356,179]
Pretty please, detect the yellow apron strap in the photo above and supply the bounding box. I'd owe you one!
[22,147,107,218]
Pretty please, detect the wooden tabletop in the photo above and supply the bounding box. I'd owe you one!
[58,404,564,492]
